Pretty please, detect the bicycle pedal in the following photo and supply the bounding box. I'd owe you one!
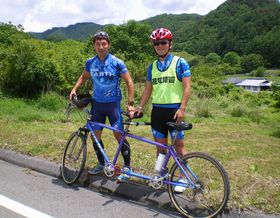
[113,165,122,176]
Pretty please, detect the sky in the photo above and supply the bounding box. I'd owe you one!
[0,0,226,32]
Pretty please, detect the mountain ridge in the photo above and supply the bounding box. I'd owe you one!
[28,0,280,67]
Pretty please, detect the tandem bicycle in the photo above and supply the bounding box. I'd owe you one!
[61,96,230,218]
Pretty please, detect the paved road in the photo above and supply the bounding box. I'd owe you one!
[0,149,279,218]
[0,160,180,218]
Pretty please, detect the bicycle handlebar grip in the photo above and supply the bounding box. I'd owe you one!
[133,112,143,119]
[122,111,143,119]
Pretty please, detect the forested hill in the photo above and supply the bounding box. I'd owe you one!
[29,0,280,67]
[29,22,102,41]
[142,0,280,67]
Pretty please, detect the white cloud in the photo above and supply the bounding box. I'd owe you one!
[0,0,226,32]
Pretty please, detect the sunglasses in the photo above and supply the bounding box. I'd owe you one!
[94,31,109,38]
[153,40,169,46]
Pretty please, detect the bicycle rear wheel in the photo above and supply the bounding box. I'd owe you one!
[61,131,87,185]
[168,152,230,218]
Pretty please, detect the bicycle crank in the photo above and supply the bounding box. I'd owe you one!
[149,174,168,189]
[104,163,115,177]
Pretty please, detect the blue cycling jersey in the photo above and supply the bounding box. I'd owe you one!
[85,53,128,103]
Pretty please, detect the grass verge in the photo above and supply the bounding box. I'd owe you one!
[0,97,279,214]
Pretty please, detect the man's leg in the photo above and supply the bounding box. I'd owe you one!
[154,137,168,156]
[171,130,186,157]
[89,100,106,174]
[113,132,131,167]
[174,139,186,157]
[91,130,105,165]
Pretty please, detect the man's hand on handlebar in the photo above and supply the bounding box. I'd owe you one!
[127,105,135,119]
[69,90,76,101]
[135,106,143,117]
[123,111,143,120]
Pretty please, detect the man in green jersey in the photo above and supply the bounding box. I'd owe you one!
[136,28,192,192]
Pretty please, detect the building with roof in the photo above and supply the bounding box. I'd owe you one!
[235,79,271,93]
[223,78,272,93]
[222,77,244,85]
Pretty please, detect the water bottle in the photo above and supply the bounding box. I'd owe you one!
[154,153,166,172]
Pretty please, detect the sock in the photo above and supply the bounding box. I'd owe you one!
[121,139,131,167]
[93,140,105,165]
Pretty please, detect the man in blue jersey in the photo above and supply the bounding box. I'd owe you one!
[136,28,191,192]
[70,31,135,181]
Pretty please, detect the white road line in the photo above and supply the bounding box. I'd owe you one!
[0,194,54,218]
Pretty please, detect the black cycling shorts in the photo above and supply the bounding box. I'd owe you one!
[151,106,184,139]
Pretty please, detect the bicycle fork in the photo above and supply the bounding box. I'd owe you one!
[68,128,87,161]
[166,149,199,189]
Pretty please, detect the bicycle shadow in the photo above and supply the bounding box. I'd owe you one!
[87,173,179,215]
[54,170,181,217]
[98,192,181,218]
[52,177,82,191]
[52,168,90,191]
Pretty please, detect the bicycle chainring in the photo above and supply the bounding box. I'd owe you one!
[149,175,164,189]
[104,163,114,177]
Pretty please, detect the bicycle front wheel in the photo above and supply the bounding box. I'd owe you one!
[61,131,87,185]
[168,152,230,218]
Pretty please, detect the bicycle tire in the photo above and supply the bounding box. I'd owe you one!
[168,152,230,218]
[61,131,87,185]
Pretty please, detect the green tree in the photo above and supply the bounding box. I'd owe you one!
[222,51,242,74]
[241,53,265,73]
[1,39,60,97]
[104,21,154,62]
[51,40,88,94]
[223,51,241,66]
[251,66,266,77]
[0,22,29,46]
[248,26,280,68]
[102,21,154,82]
[205,52,222,65]
[191,64,225,98]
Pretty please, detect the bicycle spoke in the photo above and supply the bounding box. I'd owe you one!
[168,152,229,218]
[62,132,87,185]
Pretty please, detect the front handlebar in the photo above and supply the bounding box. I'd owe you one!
[65,102,149,124]
[122,111,143,119]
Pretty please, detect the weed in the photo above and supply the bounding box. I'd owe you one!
[37,92,67,111]
[229,105,247,117]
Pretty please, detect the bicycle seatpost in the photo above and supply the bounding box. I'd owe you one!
[171,130,179,146]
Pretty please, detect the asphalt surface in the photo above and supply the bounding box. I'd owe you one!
[0,148,279,218]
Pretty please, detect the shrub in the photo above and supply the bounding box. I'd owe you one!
[36,92,66,111]
[217,96,230,109]
[194,99,212,118]
[246,108,264,123]
[253,67,266,77]
[270,129,280,138]
[271,83,280,109]
[230,105,247,117]
[228,87,246,101]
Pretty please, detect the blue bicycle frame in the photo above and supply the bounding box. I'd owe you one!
[85,120,198,189]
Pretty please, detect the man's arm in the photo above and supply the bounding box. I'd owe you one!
[121,72,135,111]
[137,81,153,112]
[69,70,90,100]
